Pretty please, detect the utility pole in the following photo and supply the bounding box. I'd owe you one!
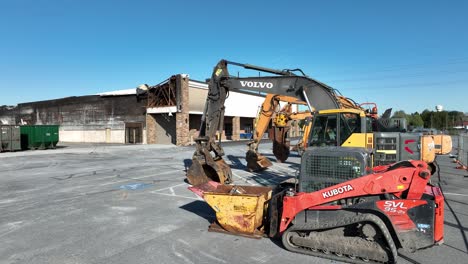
[430,113,433,129]
[446,111,448,132]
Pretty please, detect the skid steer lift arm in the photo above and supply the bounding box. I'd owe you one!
[186,59,343,185]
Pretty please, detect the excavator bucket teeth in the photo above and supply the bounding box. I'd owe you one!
[213,158,233,184]
[246,150,273,172]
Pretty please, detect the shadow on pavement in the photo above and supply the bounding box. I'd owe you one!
[180,200,216,224]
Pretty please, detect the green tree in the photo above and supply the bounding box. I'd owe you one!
[391,110,410,128]
[392,110,407,118]
[420,109,432,128]
[408,113,424,128]
[447,111,465,127]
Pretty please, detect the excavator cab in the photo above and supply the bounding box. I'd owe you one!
[309,109,368,148]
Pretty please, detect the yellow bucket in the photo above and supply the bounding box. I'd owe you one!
[190,182,272,237]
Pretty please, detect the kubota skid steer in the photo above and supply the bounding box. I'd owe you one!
[190,147,444,264]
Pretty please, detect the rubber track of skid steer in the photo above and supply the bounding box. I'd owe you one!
[282,213,398,264]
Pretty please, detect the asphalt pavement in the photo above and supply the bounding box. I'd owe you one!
[0,139,467,264]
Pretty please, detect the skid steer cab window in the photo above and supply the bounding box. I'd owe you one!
[310,114,338,147]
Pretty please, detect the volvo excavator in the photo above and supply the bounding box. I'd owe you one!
[187,60,445,263]
[186,59,350,185]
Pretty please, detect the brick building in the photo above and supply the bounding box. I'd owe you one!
[0,74,299,145]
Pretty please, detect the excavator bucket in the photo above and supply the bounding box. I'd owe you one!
[189,181,272,238]
[273,140,290,162]
[187,152,232,185]
[246,150,273,172]
[272,127,290,162]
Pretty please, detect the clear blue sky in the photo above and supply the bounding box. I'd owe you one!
[1,0,467,114]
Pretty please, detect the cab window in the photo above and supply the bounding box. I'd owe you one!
[339,113,361,145]
[310,114,338,146]
[366,117,374,132]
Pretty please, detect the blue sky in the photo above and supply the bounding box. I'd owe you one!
[1,0,467,114]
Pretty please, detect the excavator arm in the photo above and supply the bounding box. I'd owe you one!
[186,59,343,185]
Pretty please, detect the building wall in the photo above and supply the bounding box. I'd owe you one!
[1,75,304,145]
[146,75,189,145]
[59,130,127,143]
[4,95,147,144]
[151,114,177,145]
[0,106,17,125]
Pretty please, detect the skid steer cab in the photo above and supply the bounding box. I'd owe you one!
[190,147,444,264]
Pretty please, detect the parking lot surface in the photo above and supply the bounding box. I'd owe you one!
[0,140,467,264]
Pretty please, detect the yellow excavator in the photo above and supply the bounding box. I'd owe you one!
[247,90,368,171]
[246,94,312,171]
[247,97,379,171]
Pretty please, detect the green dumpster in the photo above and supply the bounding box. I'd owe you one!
[20,125,59,150]
[0,125,21,152]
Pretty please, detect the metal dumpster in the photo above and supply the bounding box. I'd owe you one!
[20,125,59,150]
[189,181,272,238]
[0,125,21,152]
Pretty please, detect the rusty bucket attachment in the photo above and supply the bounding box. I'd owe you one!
[189,181,272,238]
[246,150,273,172]
[187,153,232,186]
[272,126,290,162]
[273,140,290,162]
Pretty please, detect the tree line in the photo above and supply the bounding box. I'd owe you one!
[391,109,466,131]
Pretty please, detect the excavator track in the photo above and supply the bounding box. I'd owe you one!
[282,213,398,264]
